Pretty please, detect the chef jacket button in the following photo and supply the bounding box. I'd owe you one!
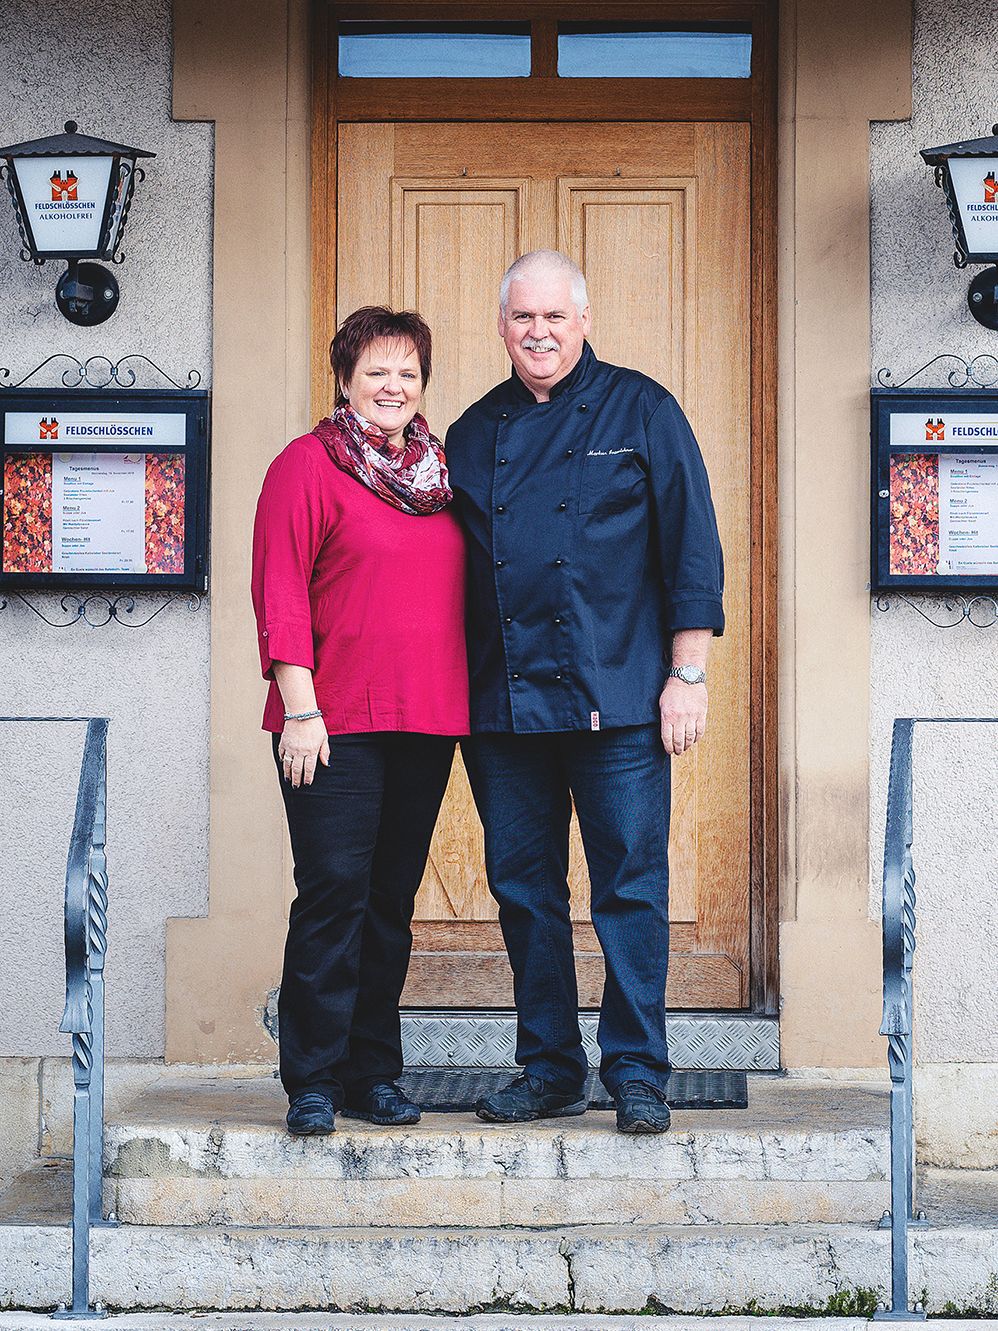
[499,457,509,465]
[579,403,588,412]
[565,449,574,457]
[554,673,563,681]
[496,505,506,513]
[553,617,562,625]
[558,502,567,511]
[496,559,505,568]
[500,412,509,420]
[511,672,520,681]
[554,558,564,567]
[504,616,512,625]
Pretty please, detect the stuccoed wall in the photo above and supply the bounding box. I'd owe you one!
[870,0,998,1163]
[0,0,212,1059]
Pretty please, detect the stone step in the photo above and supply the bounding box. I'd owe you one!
[102,1077,892,1228]
[2,1205,997,1314]
[6,1320,998,1331]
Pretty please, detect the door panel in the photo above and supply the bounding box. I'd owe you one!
[391,179,533,432]
[336,121,751,1010]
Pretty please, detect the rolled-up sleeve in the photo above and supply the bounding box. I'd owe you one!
[647,394,725,636]
[251,443,328,679]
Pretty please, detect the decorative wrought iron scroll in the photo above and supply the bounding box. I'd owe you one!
[0,593,202,629]
[876,594,998,628]
[0,353,202,391]
[876,354,998,390]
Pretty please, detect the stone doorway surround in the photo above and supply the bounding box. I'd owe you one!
[164,0,912,1074]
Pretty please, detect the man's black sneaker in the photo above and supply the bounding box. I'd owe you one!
[476,1071,588,1123]
[341,1081,422,1126]
[286,1091,336,1136]
[613,1080,672,1134]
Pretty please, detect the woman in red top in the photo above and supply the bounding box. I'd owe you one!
[251,307,468,1136]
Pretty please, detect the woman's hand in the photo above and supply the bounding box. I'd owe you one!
[279,717,330,788]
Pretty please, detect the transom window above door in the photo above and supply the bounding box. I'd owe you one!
[338,22,532,77]
[336,18,753,80]
[558,24,751,77]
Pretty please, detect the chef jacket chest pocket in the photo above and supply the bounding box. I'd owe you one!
[577,447,646,517]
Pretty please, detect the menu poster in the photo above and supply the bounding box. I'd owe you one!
[875,394,998,590]
[0,393,206,590]
[51,452,146,573]
[938,453,998,575]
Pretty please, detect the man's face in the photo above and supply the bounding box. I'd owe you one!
[498,270,591,401]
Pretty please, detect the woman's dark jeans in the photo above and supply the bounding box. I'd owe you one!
[274,731,455,1105]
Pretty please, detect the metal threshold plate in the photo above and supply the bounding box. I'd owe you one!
[401,1012,780,1071]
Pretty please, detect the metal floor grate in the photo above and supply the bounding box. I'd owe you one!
[398,1067,747,1111]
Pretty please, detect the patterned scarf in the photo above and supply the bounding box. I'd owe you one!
[313,405,452,516]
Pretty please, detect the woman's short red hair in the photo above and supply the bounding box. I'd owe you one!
[330,306,432,406]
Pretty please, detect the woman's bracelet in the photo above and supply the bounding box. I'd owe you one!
[283,708,324,722]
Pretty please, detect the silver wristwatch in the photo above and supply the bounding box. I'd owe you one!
[668,665,707,685]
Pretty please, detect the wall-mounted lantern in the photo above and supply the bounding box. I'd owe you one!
[0,121,155,326]
[921,126,998,330]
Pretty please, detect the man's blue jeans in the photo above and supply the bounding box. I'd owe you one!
[463,724,671,1094]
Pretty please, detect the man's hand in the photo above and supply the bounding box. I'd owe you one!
[658,679,708,755]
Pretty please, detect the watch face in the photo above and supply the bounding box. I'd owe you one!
[675,666,705,684]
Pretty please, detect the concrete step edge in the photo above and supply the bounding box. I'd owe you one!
[2,1217,997,1316]
[103,1122,891,1185]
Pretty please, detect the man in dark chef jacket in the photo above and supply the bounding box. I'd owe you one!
[445,250,724,1134]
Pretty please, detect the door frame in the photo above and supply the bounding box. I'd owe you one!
[310,0,780,1015]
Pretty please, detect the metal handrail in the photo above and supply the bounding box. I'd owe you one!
[875,716,997,1321]
[1,716,110,1320]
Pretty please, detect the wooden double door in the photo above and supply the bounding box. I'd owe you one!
[335,120,751,1010]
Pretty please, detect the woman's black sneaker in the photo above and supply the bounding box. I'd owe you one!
[286,1091,336,1136]
[476,1071,588,1122]
[341,1081,422,1125]
[613,1080,672,1134]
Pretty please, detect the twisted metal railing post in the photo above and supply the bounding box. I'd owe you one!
[53,717,111,1321]
[874,718,924,1321]
[86,731,109,1229]
[873,715,998,1317]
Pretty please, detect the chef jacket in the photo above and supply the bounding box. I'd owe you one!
[445,340,724,734]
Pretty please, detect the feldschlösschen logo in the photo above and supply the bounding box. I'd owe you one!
[924,417,945,441]
[39,417,59,440]
[984,171,998,205]
[49,170,79,202]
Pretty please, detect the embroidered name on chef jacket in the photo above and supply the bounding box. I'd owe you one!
[587,447,635,456]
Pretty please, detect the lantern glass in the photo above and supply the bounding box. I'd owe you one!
[104,158,136,255]
[948,155,998,261]
[10,153,114,256]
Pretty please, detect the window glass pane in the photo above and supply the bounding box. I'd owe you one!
[557,25,752,78]
[338,22,531,78]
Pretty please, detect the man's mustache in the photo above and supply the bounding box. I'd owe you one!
[522,337,559,353]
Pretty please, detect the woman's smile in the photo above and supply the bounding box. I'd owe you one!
[344,338,423,445]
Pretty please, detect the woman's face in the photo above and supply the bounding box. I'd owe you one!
[343,338,423,445]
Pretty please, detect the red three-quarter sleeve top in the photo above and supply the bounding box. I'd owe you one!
[251,431,470,736]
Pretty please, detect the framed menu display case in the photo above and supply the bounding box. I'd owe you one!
[872,388,998,592]
[0,388,208,591]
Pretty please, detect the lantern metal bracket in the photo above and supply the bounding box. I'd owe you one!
[0,354,203,391]
[0,592,203,629]
[875,594,998,629]
[876,354,998,389]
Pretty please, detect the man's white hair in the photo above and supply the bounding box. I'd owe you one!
[499,250,589,316]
